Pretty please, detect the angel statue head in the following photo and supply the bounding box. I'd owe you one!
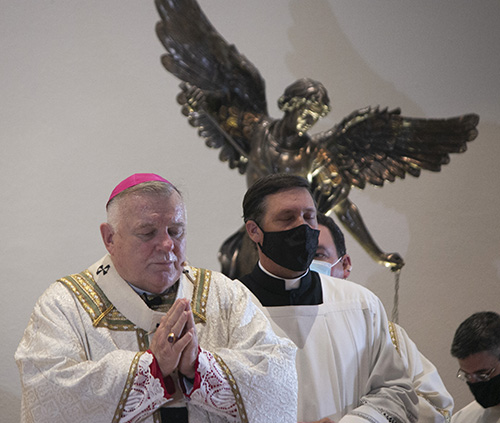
[278,78,331,136]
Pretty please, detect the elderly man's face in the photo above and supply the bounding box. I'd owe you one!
[101,191,187,294]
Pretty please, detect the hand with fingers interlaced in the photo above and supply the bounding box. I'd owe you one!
[149,298,199,378]
[177,300,199,379]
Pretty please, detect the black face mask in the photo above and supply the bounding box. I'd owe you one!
[467,373,500,408]
[257,223,319,272]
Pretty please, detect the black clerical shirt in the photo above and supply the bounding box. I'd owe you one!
[240,264,323,306]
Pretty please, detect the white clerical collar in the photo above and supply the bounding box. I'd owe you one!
[258,261,309,291]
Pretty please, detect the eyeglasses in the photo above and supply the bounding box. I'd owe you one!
[456,366,496,383]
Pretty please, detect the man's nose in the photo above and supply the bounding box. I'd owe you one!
[297,216,310,227]
[157,232,174,251]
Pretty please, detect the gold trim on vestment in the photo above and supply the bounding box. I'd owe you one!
[93,304,114,327]
[58,271,137,331]
[417,393,451,423]
[113,351,144,423]
[59,266,247,421]
[189,267,209,324]
[388,321,400,355]
[212,352,249,423]
[137,328,149,351]
[60,267,210,329]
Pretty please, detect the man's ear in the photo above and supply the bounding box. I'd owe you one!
[245,220,263,244]
[342,254,352,279]
[100,223,115,254]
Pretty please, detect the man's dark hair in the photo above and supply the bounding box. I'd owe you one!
[243,174,313,224]
[317,213,347,258]
[451,311,500,359]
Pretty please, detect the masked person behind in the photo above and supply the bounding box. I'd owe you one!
[311,213,454,423]
[15,173,298,423]
[238,173,418,423]
[450,311,500,423]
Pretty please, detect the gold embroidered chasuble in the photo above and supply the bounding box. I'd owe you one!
[15,254,298,423]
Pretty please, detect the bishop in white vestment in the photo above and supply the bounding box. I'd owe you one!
[16,173,298,423]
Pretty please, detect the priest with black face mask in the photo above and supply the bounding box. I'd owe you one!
[451,311,500,422]
[238,173,418,423]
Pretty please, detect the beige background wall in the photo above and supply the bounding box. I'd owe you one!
[2,1,499,421]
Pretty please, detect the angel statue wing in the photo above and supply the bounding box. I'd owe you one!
[155,0,269,175]
[311,107,478,197]
[155,0,480,279]
[308,107,479,270]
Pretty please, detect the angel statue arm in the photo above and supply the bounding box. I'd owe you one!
[333,198,404,270]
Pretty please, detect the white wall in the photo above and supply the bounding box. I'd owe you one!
[2,1,499,421]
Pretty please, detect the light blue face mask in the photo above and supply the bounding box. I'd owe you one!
[309,256,343,276]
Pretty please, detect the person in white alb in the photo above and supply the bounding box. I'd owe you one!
[15,173,297,423]
[310,212,454,423]
[238,173,419,423]
[450,311,500,423]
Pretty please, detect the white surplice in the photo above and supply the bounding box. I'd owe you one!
[15,254,297,423]
[451,401,500,423]
[389,322,454,422]
[249,273,419,423]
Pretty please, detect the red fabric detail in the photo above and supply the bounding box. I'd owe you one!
[147,349,175,399]
[163,375,176,397]
[182,346,201,398]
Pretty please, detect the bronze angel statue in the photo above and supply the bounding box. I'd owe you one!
[155,0,479,279]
